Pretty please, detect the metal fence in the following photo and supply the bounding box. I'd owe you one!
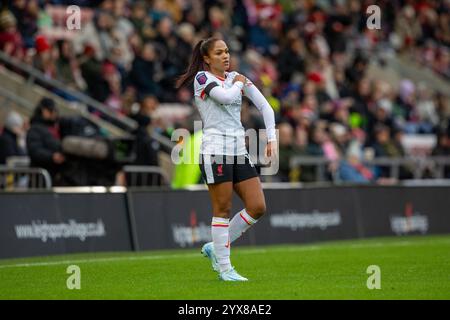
[0,166,52,190]
[122,165,170,187]
[290,156,450,182]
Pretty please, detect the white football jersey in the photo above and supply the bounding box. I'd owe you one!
[194,70,247,155]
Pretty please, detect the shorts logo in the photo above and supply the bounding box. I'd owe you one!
[217,164,223,176]
[196,72,207,85]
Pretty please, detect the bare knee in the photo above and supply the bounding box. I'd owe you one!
[247,202,266,219]
[213,202,232,219]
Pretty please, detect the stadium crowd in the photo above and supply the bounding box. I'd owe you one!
[0,0,449,185]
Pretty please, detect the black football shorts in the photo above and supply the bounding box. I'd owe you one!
[199,154,258,185]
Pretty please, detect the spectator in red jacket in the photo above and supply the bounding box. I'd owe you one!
[0,9,24,60]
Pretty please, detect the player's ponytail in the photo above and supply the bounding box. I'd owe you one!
[176,38,219,89]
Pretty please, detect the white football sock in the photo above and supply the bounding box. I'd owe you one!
[229,209,258,243]
[211,217,231,272]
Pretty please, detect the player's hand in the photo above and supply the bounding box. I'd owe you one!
[265,140,278,159]
[233,74,246,84]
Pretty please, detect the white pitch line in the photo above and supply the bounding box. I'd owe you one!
[0,239,448,269]
[0,253,200,269]
[0,249,268,269]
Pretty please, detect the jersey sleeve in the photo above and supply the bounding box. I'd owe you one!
[194,72,220,100]
[242,77,277,142]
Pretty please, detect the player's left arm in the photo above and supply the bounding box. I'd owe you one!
[242,76,277,157]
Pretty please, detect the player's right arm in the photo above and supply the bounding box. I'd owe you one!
[194,72,244,105]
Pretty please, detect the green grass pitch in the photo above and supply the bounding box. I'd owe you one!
[0,235,449,299]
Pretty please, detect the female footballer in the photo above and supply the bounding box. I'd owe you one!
[176,38,277,281]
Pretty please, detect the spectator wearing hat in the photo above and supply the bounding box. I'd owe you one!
[0,110,27,164]
[33,34,56,79]
[26,98,70,186]
[0,9,24,59]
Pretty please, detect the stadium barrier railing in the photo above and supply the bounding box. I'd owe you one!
[0,166,52,190]
[290,156,450,181]
[122,165,170,187]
